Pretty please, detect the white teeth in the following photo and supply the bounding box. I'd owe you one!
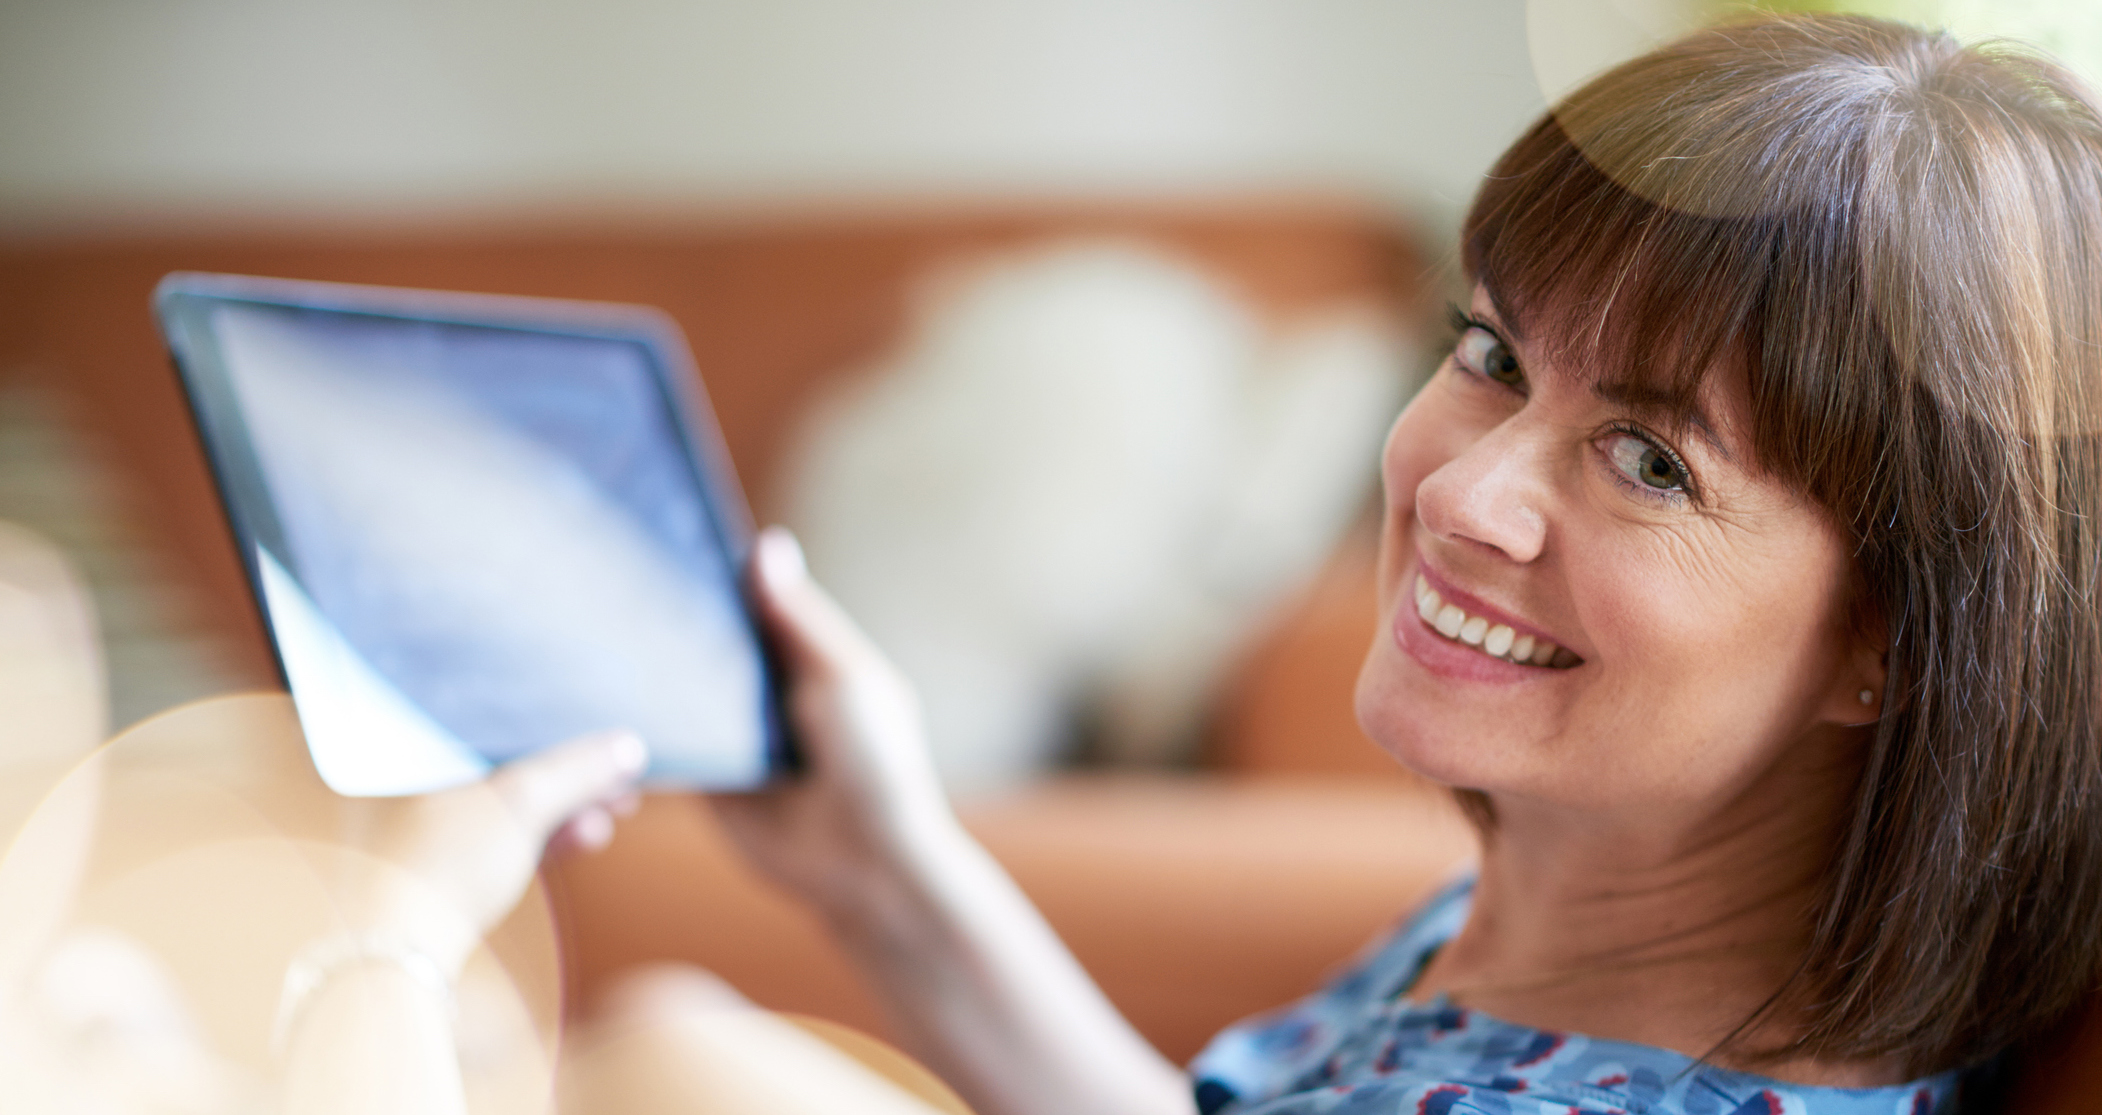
[1484,624,1514,657]
[1435,604,1465,638]
[1411,576,1573,668]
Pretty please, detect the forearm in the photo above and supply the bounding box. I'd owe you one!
[827,817,1196,1115]
[726,533,1195,1115]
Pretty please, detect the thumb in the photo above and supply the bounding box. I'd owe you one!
[749,527,884,680]
[489,730,648,845]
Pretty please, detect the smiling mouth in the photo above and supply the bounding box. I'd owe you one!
[1414,576,1580,669]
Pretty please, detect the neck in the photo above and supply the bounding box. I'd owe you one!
[1413,726,1900,1086]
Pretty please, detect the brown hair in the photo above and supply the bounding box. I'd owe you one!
[1461,14,2102,1075]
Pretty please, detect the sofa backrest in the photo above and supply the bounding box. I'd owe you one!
[0,203,1430,678]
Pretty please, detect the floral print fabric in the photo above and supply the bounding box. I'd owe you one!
[1188,879,1957,1115]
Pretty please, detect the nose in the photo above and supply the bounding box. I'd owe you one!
[1414,416,1551,564]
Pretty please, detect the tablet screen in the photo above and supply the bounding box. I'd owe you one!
[204,300,779,796]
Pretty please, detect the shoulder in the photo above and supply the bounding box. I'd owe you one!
[1188,875,1961,1115]
[1198,1021,1957,1115]
[1189,875,1476,1111]
[1200,1072,1952,1115]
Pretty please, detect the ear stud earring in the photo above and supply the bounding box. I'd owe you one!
[1859,689,1875,704]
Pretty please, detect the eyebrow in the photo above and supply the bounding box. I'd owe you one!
[1480,282,1529,343]
[1591,379,1736,464]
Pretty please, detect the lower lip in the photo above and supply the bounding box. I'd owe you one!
[1394,571,1554,685]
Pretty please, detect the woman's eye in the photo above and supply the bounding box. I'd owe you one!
[1604,433,1689,492]
[1455,326,1524,388]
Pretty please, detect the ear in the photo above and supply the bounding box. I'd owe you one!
[1815,608,1889,728]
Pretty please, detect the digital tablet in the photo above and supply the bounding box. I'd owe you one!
[156,273,793,797]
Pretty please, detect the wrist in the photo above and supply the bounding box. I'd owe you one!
[819,809,978,947]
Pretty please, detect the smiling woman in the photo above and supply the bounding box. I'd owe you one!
[223,11,2102,1115]
[1340,9,2102,1096]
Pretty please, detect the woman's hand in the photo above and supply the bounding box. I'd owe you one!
[707,529,1193,1115]
[342,731,648,973]
[710,527,962,922]
[275,733,646,1115]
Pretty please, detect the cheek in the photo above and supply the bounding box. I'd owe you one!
[1381,379,1475,519]
[1589,527,1837,668]
[1561,522,1855,784]
[1376,389,1460,597]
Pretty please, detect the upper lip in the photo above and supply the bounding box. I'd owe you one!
[1414,560,1568,651]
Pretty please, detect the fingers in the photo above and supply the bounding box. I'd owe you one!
[489,730,648,846]
[749,527,886,681]
[549,806,618,858]
[550,793,640,858]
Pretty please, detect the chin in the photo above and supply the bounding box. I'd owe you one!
[1354,637,1493,790]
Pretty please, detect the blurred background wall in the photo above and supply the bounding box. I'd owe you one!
[0,0,1549,236]
[9,0,2090,236]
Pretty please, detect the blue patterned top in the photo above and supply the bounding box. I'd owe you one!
[1189,878,1959,1115]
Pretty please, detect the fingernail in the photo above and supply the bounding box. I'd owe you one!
[610,732,649,774]
[760,527,807,584]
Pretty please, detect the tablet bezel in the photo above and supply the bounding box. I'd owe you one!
[154,271,795,795]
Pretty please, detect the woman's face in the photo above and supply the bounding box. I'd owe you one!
[1357,287,1878,817]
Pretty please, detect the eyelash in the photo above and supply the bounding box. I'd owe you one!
[1446,303,1486,336]
[1444,304,1524,390]
[1600,421,1699,506]
[1445,305,1506,350]
[1443,302,1699,507]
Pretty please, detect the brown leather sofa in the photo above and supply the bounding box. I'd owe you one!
[2,207,2089,1104]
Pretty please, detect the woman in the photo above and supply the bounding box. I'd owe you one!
[700,14,2102,1113]
[338,12,2102,1115]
